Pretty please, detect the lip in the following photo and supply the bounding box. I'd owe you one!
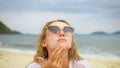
[57,38,67,42]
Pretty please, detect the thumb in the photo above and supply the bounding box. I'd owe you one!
[37,57,45,65]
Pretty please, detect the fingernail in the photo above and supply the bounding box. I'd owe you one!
[56,47,60,50]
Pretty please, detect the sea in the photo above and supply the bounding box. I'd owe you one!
[0,34,120,60]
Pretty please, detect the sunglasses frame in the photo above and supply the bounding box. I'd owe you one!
[47,26,74,34]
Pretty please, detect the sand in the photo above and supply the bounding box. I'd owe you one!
[0,50,34,68]
[0,50,120,68]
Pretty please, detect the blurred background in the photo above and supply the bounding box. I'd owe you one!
[0,0,120,59]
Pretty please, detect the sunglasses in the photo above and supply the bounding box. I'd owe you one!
[47,26,74,34]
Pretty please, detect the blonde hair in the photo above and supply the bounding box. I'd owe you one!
[34,19,83,63]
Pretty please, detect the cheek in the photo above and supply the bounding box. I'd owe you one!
[46,33,58,48]
[47,36,57,42]
[67,36,72,48]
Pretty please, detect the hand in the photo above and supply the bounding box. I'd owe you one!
[37,47,67,68]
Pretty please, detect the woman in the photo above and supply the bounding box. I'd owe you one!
[27,19,91,68]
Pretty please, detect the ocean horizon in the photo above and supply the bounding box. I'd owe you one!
[0,34,120,60]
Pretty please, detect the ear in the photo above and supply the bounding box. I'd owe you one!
[42,40,47,47]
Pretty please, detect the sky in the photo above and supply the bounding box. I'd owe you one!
[0,0,120,34]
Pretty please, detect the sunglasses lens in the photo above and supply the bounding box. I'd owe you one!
[64,27,74,33]
[48,26,59,34]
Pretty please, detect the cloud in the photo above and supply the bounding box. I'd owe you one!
[0,0,120,34]
[0,11,120,34]
[0,0,120,19]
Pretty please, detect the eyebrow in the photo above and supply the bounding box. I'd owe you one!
[48,26,72,29]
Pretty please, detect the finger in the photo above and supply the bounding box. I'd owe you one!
[51,47,60,57]
[47,47,61,64]
[58,49,68,65]
[50,47,63,61]
[37,57,45,65]
[50,48,66,68]
[53,52,63,68]
[56,49,66,65]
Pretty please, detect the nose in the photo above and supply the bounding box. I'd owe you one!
[59,30,65,36]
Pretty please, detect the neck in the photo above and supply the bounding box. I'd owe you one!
[48,48,69,68]
[62,50,69,68]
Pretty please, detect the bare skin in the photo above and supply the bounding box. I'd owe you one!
[37,47,69,68]
[37,22,72,68]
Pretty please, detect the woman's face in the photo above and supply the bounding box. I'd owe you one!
[44,22,73,50]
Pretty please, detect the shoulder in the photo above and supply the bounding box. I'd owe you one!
[26,62,41,68]
[73,60,91,68]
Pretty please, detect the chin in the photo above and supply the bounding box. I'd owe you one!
[57,43,71,49]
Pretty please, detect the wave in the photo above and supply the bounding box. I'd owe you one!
[0,47,119,60]
[81,53,120,60]
[0,42,3,45]
[0,42,120,60]
[0,42,37,50]
[0,48,36,54]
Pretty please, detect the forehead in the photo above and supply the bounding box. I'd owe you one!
[49,22,70,27]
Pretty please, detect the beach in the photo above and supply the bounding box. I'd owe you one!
[0,50,120,68]
[0,50,34,68]
[0,34,120,68]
